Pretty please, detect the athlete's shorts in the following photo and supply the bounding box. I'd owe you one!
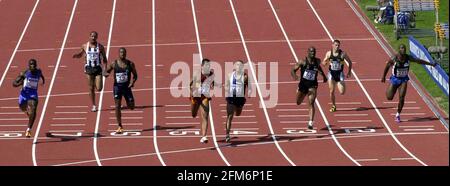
[389,75,409,86]
[191,95,211,105]
[226,96,246,108]
[328,71,345,82]
[113,85,134,102]
[85,65,102,76]
[298,81,318,94]
[18,90,38,106]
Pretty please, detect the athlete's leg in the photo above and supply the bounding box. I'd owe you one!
[95,74,103,92]
[307,88,317,129]
[337,81,346,95]
[191,98,200,118]
[386,83,398,100]
[296,90,307,105]
[86,74,96,107]
[199,98,210,137]
[27,99,38,130]
[124,88,135,110]
[225,102,235,140]
[397,82,408,114]
[114,98,123,132]
[328,79,337,112]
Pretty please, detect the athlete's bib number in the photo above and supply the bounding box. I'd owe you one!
[88,52,99,62]
[396,68,408,77]
[115,72,128,83]
[302,70,316,81]
[331,61,342,71]
[24,78,38,89]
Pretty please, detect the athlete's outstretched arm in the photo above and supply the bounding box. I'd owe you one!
[381,59,394,83]
[409,57,437,67]
[12,71,25,87]
[72,44,85,59]
[343,52,352,78]
[129,62,138,88]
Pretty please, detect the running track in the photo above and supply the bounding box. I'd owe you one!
[0,0,447,166]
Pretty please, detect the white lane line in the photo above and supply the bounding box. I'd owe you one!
[221,115,256,118]
[109,110,143,114]
[166,122,199,125]
[56,105,88,108]
[383,101,416,104]
[109,117,143,120]
[334,114,369,117]
[108,123,143,126]
[0,0,40,88]
[337,108,358,111]
[164,116,194,119]
[219,103,253,106]
[219,109,254,112]
[276,103,299,106]
[0,124,27,127]
[48,130,84,133]
[278,115,309,117]
[55,111,88,114]
[93,0,116,167]
[355,159,379,162]
[391,157,415,161]
[152,0,166,166]
[166,104,190,107]
[0,106,19,109]
[51,124,85,127]
[389,113,425,116]
[222,121,257,124]
[191,0,230,166]
[337,120,372,123]
[32,0,78,167]
[392,107,421,110]
[279,121,309,124]
[52,118,86,120]
[164,110,191,113]
[398,125,434,128]
[231,0,294,166]
[276,108,308,112]
[0,118,28,121]
[269,0,360,165]
[328,102,361,105]
[308,0,426,166]
[0,112,24,115]
[403,128,435,131]
[108,129,142,132]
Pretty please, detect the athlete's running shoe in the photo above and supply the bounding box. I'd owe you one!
[200,136,208,144]
[91,105,97,112]
[225,134,231,143]
[116,126,124,134]
[307,122,314,130]
[330,105,336,112]
[25,131,32,138]
[395,115,401,123]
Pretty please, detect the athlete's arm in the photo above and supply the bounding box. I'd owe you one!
[72,44,85,59]
[104,61,115,77]
[322,51,330,66]
[244,73,252,98]
[129,62,138,88]
[100,44,108,66]
[40,70,45,85]
[318,60,327,83]
[381,58,394,83]
[291,60,303,81]
[343,52,352,78]
[12,71,25,87]
[409,56,437,67]
[224,73,230,97]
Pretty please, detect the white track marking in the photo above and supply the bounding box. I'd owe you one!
[191,0,230,166]
[230,0,295,166]
[276,108,308,112]
[51,124,85,127]
[0,0,40,88]
[93,0,116,166]
[334,114,368,117]
[268,0,360,165]
[307,0,426,165]
[152,0,166,166]
[32,0,78,166]
[337,120,372,123]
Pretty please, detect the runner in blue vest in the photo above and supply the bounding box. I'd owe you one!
[13,59,45,138]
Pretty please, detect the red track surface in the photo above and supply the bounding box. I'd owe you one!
[0,0,448,166]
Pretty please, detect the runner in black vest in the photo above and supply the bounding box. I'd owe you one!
[291,47,327,130]
[104,47,138,133]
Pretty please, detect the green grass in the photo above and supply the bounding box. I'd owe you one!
[356,0,448,115]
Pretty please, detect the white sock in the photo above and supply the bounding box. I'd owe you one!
[26,128,31,132]
[308,121,313,126]
[396,112,400,117]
